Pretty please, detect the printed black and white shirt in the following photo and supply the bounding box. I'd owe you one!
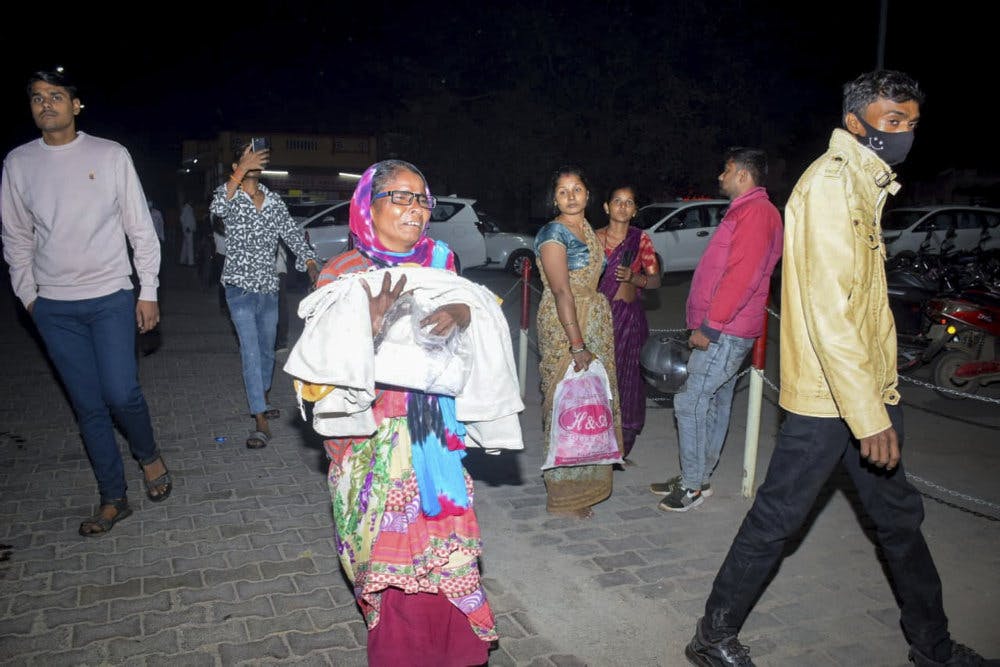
[210,182,316,293]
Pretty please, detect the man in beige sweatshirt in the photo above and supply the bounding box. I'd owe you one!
[1,68,172,536]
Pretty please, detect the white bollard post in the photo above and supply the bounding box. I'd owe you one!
[518,260,533,399]
[742,368,764,499]
[519,330,528,398]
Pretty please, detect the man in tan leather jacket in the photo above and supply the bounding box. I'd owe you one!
[683,71,996,667]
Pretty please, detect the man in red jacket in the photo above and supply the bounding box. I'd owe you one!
[652,147,783,512]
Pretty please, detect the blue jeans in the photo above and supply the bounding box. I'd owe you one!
[225,285,278,416]
[703,404,950,656]
[673,333,754,490]
[32,289,160,504]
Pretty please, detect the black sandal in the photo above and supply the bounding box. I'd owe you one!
[79,498,132,537]
[140,457,173,502]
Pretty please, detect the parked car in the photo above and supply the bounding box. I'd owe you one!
[296,196,535,274]
[476,212,537,275]
[632,199,730,273]
[286,199,343,224]
[882,205,1000,258]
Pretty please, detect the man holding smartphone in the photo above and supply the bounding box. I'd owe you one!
[651,147,783,512]
[210,139,319,449]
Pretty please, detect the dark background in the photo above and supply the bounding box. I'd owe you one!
[0,2,992,226]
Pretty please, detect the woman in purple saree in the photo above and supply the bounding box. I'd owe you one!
[595,185,661,460]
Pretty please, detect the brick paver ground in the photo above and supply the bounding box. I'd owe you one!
[1,263,998,666]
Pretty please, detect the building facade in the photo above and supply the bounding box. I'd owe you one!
[180,131,378,205]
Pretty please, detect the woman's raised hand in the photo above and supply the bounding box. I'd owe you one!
[361,272,408,335]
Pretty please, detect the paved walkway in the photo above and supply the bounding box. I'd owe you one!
[1,264,998,666]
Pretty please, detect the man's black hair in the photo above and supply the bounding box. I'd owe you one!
[842,70,924,121]
[724,147,768,187]
[27,69,79,99]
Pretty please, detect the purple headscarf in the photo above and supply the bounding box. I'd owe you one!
[348,161,438,267]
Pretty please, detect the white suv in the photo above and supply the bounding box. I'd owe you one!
[633,199,730,273]
[881,205,1000,257]
[296,196,535,274]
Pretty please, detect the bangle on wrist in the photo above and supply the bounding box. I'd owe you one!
[570,345,587,354]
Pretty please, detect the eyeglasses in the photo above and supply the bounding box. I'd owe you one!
[372,190,436,210]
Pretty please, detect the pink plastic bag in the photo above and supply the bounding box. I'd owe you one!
[541,359,622,470]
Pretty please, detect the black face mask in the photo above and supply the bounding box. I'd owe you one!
[853,115,914,166]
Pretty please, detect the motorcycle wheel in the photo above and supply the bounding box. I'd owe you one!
[932,350,981,400]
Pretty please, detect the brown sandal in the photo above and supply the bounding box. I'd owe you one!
[140,457,173,502]
[79,498,132,537]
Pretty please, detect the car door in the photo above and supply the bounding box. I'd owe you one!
[424,201,487,270]
[915,211,957,254]
[982,210,1000,251]
[656,204,725,272]
[951,209,986,253]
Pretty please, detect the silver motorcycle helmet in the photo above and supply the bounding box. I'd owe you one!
[640,335,691,394]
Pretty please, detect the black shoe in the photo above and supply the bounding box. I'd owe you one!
[910,641,999,666]
[650,474,713,497]
[685,618,755,666]
[658,486,704,513]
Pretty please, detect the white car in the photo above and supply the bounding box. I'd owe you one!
[296,196,535,274]
[476,213,537,275]
[882,205,1000,257]
[286,200,343,225]
[633,199,730,273]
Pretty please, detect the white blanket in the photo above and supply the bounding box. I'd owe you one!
[283,266,524,450]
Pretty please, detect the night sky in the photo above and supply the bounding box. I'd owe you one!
[0,2,990,222]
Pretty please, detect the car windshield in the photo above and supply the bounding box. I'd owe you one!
[882,209,927,231]
[634,205,681,230]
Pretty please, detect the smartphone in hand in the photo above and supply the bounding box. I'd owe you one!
[251,137,269,152]
[619,249,635,267]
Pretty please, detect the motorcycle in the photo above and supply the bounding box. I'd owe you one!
[888,222,1000,375]
[922,287,1000,399]
[887,259,945,372]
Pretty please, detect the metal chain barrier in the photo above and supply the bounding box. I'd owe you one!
[906,473,1000,513]
[897,374,1000,404]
